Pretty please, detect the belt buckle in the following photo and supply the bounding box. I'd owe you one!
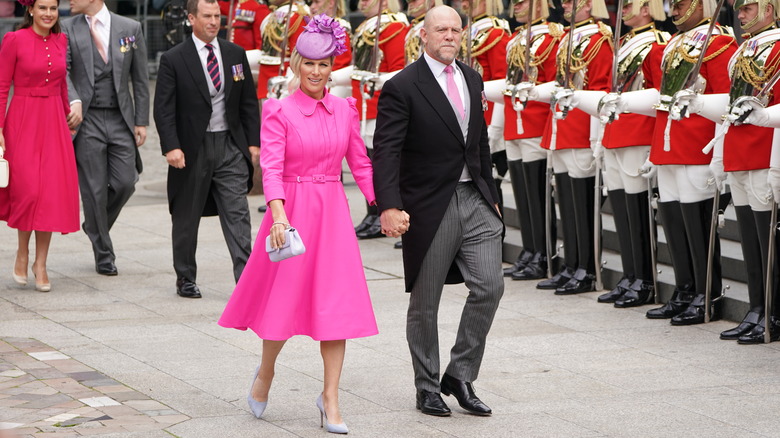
[312,174,326,183]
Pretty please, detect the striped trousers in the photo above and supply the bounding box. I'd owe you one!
[407,182,504,392]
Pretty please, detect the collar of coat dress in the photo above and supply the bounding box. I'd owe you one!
[292,88,335,116]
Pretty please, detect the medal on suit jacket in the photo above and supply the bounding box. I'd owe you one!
[232,64,245,81]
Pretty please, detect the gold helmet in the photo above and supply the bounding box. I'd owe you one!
[359,0,402,14]
[733,0,780,28]
[465,0,505,16]
[510,0,550,20]
[563,0,609,21]
[671,0,716,26]
[623,0,666,21]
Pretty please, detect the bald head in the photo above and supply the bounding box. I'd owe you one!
[421,5,463,64]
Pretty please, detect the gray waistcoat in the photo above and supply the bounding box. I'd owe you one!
[91,39,118,109]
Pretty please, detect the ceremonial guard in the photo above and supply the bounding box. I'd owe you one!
[309,0,352,71]
[462,0,511,211]
[520,0,613,294]
[404,0,440,66]
[495,0,563,280]
[678,0,780,338]
[256,0,310,99]
[351,0,409,239]
[603,0,737,324]
[219,0,269,50]
[562,0,669,305]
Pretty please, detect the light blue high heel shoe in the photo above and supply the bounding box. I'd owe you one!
[316,393,348,434]
[247,366,267,419]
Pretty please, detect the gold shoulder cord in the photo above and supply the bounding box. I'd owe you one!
[733,44,780,92]
[558,27,613,88]
[666,34,731,73]
[264,4,306,53]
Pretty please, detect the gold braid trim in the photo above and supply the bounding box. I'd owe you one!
[733,48,780,91]
[264,4,307,52]
[379,24,405,45]
[665,36,731,72]
[472,30,504,57]
[532,34,560,68]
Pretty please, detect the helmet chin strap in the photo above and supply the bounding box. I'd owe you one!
[360,0,380,14]
[673,0,699,26]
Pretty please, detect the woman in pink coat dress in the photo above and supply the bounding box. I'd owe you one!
[0,0,80,292]
[218,15,390,434]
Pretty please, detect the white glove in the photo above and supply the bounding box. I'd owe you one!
[369,70,400,91]
[589,115,604,159]
[574,90,607,118]
[639,158,656,179]
[709,157,727,191]
[598,93,626,122]
[553,87,576,115]
[329,65,354,87]
[670,90,729,122]
[769,167,780,204]
[729,97,780,128]
[484,79,507,103]
[522,81,558,104]
[614,88,660,117]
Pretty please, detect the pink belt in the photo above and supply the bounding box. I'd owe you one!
[14,87,60,97]
[282,175,341,183]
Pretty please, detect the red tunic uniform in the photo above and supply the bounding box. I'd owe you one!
[649,23,737,165]
[350,12,409,121]
[256,1,309,99]
[219,0,270,51]
[602,24,668,148]
[503,20,563,140]
[540,19,613,151]
[468,15,510,124]
[723,28,780,172]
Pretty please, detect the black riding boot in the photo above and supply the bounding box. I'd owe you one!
[504,159,535,276]
[538,172,577,290]
[556,176,596,295]
[615,191,655,308]
[512,159,554,280]
[599,190,633,303]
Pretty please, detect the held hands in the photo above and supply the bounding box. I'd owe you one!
[248,146,260,166]
[380,208,410,238]
[67,101,83,130]
[134,126,147,147]
[166,148,186,169]
[639,158,657,179]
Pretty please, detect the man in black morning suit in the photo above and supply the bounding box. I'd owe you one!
[153,0,259,298]
[372,5,504,417]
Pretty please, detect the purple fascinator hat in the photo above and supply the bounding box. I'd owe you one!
[17,0,35,7]
[295,14,348,59]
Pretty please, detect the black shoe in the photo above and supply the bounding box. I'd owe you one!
[670,294,719,326]
[646,289,694,319]
[555,268,595,295]
[738,317,780,344]
[511,253,547,280]
[597,277,631,303]
[356,216,384,239]
[257,205,267,213]
[415,390,451,416]
[354,214,375,234]
[503,249,533,277]
[721,311,761,340]
[440,373,491,416]
[537,266,575,290]
[614,279,653,308]
[96,262,118,276]
[176,278,202,299]
[394,241,403,249]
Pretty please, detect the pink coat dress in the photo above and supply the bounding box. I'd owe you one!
[219,89,378,341]
[0,29,79,233]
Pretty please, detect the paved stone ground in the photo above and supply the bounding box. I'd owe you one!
[4,88,780,436]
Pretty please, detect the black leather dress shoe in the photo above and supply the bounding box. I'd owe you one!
[356,216,384,239]
[176,278,202,299]
[394,241,403,249]
[721,311,761,340]
[503,250,533,277]
[614,279,653,308]
[416,390,451,416]
[738,317,780,344]
[670,294,719,326]
[96,262,118,276]
[598,277,630,303]
[555,268,595,295]
[354,214,375,234]
[537,266,575,290]
[440,373,491,416]
[511,253,547,280]
[646,289,695,319]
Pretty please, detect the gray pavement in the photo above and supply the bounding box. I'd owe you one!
[3,99,780,436]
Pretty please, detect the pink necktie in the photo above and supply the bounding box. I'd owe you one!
[444,65,465,119]
[90,16,107,64]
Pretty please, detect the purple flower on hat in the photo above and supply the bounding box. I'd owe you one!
[17,0,35,7]
[299,13,347,58]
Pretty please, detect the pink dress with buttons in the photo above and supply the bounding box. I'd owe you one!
[219,89,378,341]
[0,28,79,233]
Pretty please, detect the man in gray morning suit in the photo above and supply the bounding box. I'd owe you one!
[63,0,149,276]
[372,5,504,418]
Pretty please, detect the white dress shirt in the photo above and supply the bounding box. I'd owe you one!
[192,34,228,132]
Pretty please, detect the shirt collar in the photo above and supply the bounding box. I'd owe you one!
[87,4,110,27]
[292,88,334,116]
[192,34,218,51]
[424,52,457,79]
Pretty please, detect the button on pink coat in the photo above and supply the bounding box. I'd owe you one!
[219,89,378,341]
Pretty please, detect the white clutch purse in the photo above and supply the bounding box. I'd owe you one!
[0,151,8,188]
[265,227,305,262]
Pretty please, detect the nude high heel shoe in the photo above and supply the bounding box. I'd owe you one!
[316,393,348,434]
[247,366,267,418]
[13,252,27,285]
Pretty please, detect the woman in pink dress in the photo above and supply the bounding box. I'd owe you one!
[0,0,80,292]
[218,15,380,434]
